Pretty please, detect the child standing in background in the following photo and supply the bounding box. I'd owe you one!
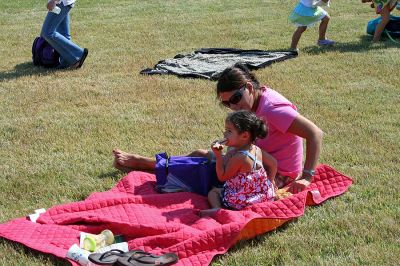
[200,110,277,215]
[362,0,399,42]
[289,0,335,50]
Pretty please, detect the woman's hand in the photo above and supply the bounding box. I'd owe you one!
[47,0,57,11]
[288,178,311,193]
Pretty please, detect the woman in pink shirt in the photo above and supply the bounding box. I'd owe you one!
[113,63,322,193]
[216,63,323,192]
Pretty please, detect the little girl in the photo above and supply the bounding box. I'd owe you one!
[289,0,335,50]
[200,110,277,215]
[362,0,399,42]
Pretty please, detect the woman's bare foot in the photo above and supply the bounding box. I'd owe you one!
[112,149,156,172]
[113,150,135,172]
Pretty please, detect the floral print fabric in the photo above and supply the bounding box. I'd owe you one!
[222,167,275,210]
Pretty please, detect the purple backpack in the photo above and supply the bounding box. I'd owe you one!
[32,37,60,67]
[155,152,221,196]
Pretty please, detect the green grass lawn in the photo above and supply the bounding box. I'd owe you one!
[1,0,399,265]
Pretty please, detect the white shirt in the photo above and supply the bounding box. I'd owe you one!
[300,0,330,7]
[49,0,76,6]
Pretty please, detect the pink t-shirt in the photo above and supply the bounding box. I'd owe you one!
[255,87,303,177]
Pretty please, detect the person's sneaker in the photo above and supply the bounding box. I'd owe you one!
[317,39,335,46]
[70,48,89,69]
[289,47,300,55]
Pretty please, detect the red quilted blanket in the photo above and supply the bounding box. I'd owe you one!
[0,164,352,266]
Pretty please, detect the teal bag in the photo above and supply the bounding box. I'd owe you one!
[367,15,400,38]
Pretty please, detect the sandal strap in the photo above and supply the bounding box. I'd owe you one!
[128,251,177,265]
[132,250,157,258]
[99,249,125,260]
[127,251,159,264]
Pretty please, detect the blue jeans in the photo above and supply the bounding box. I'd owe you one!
[41,3,84,67]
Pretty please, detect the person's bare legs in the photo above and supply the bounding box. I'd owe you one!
[318,15,330,41]
[290,26,307,49]
[373,5,390,42]
[112,148,211,172]
[199,187,223,217]
[113,149,156,172]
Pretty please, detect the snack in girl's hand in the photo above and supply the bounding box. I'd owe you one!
[212,138,227,151]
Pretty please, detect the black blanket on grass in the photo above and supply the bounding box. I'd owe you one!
[140,48,298,80]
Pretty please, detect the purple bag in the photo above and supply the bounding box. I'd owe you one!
[32,37,60,67]
[155,152,219,196]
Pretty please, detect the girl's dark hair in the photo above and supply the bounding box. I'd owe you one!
[226,110,267,142]
[216,63,260,95]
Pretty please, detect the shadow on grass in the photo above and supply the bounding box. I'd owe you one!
[0,238,70,266]
[0,61,58,82]
[302,35,399,55]
[97,170,124,181]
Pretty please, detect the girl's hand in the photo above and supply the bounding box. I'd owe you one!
[47,0,57,11]
[211,141,224,156]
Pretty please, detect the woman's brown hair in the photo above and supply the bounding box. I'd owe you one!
[216,63,261,95]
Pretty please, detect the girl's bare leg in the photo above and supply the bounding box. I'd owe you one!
[373,5,391,42]
[199,187,223,217]
[291,26,307,49]
[318,15,330,41]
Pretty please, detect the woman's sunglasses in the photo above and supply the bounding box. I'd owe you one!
[221,86,246,108]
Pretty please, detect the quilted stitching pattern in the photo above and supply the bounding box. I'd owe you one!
[0,164,352,266]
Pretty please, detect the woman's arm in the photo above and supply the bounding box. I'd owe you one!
[287,114,323,192]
